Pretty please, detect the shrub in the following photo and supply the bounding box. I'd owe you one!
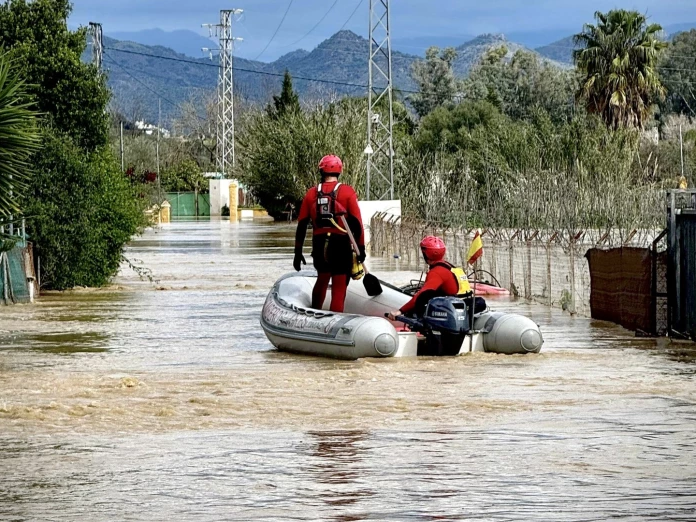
[23,129,145,289]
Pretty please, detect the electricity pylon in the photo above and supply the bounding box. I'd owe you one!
[88,22,103,69]
[204,9,243,176]
[365,0,395,201]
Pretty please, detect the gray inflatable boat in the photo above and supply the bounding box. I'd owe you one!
[260,272,543,360]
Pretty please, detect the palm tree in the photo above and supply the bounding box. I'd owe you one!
[573,10,667,129]
[0,51,40,220]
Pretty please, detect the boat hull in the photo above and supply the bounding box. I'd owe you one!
[260,272,543,359]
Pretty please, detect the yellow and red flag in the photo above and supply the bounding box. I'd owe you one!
[467,230,483,265]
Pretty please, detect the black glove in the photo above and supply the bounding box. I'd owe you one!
[357,245,366,263]
[293,252,306,272]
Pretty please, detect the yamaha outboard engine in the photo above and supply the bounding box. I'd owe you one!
[419,297,470,356]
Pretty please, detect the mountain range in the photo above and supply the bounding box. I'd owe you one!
[101,30,527,122]
[99,22,696,124]
[107,28,216,58]
[535,22,696,64]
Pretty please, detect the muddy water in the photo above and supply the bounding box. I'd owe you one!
[1,220,695,521]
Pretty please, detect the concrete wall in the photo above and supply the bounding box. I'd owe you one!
[209,179,234,217]
[358,200,401,245]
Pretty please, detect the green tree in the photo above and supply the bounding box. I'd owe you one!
[413,100,503,155]
[267,70,301,118]
[236,98,366,219]
[660,30,696,117]
[409,47,459,118]
[0,0,110,151]
[1,0,145,289]
[573,9,667,129]
[0,52,40,218]
[23,130,142,289]
[161,159,207,193]
[463,48,576,124]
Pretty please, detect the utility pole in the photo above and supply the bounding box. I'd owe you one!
[88,22,103,69]
[203,9,243,177]
[365,0,395,201]
[156,98,161,181]
[680,124,685,177]
[120,121,125,172]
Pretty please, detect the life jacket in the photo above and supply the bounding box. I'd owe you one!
[432,261,472,296]
[315,182,342,228]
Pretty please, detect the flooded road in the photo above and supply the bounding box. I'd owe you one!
[1,220,695,520]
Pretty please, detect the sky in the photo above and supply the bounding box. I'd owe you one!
[68,0,696,60]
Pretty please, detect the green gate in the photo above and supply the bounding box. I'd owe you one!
[165,192,211,218]
[0,246,31,304]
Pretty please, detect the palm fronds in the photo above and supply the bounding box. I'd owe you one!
[573,10,667,129]
[0,51,41,218]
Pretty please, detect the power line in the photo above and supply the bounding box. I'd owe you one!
[254,0,296,60]
[104,52,183,110]
[104,44,696,99]
[104,46,218,68]
[339,0,365,32]
[104,45,400,91]
[104,39,405,70]
[283,0,341,48]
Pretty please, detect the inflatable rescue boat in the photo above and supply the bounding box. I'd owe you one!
[260,272,543,360]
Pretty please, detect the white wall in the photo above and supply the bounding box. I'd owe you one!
[209,179,234,217]
[358,200,401,244]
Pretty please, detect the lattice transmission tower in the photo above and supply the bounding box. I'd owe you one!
[365,0,395,201]
[88,22,103,69]
[204,9,243,176]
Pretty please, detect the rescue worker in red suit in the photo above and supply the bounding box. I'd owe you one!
[294,155,366,313]
[387,236,474,320]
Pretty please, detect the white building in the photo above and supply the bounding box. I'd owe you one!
[134,120,171,139]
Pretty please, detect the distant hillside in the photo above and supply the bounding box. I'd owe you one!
[452,33,560,76]
[107,29,216,58]
[97,30,564,124]
[101,36,252,122]
[536,23,696,64]
[265,31,417,96]
[664,22,696,38]
[392,34,474,56]
[536,36,575,64]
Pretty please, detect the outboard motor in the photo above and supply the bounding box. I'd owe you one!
[392,297,476,356]
[419,297,470,356]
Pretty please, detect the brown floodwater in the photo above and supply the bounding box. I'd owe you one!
[1,220,695,521]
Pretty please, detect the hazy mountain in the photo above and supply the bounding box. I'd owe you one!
[505,29,577,49]
[536,22,696,64]
[265,31,418,96]
[97,30,563,124]
[392,35,475,56]
[452,34,532,76]
[273,49,311,69]
[101,36,262,122]
[664,22,696,37]
[106,28,216,58]
[535,36,576,65]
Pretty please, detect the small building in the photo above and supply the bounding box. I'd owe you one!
[134,120,171,139]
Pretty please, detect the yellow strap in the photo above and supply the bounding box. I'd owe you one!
[329,218,347,233]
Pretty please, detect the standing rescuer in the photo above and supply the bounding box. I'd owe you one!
[387,236,473,320]
[294,155,366,313]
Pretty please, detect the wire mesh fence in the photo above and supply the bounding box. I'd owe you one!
[370,213,663,318]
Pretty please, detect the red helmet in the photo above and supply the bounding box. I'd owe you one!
[318,155,343,175]
[420,236,446,263]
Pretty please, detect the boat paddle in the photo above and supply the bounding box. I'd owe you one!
[339,215,382,297]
